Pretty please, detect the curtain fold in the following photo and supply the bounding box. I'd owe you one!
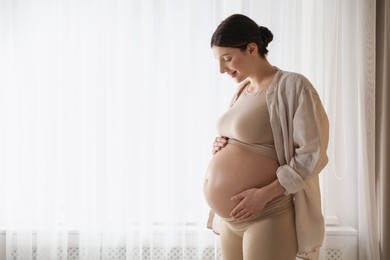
[356,0,380,259]
[376,0,390,259]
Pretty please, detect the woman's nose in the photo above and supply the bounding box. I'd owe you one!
[219,62,227,74]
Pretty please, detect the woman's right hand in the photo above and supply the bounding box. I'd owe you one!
[212,136,228,155]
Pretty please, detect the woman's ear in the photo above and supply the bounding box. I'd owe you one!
[247,42,258,55]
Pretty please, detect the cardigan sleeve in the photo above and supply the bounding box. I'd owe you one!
[275,78,329,195]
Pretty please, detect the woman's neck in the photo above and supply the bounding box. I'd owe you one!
[246,61,277,93]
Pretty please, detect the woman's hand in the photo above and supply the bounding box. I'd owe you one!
[229,188,270,220]
[212,136,228,155]
[230,180,286,220]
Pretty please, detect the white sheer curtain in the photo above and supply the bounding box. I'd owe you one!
[319,0,378,259]
[0,0,379,259]
[0,0,222,259]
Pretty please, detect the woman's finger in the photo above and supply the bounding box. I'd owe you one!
[232,208,248,219]
[215,136,228,144]
[212,136,229,154]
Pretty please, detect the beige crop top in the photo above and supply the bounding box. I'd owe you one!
[216,84,278,160]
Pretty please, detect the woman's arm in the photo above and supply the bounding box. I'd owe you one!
[275,84,329,195]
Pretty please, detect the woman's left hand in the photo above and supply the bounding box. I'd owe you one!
[229,188,270,220]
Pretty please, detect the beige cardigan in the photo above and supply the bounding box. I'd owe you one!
[207,68,329,260]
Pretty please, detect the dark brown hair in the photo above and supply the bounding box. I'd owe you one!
[210,14,273,58]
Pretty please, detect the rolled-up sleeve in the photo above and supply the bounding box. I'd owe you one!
[275,80,329,195]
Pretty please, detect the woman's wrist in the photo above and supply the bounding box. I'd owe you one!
[262,179,287,202]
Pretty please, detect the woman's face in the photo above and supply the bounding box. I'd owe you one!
[212,45,253,83]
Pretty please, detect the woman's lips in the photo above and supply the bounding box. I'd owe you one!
[228,71,237,78]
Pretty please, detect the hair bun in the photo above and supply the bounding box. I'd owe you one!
[259,26,273,46]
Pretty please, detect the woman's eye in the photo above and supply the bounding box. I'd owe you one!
[223,57,232,62]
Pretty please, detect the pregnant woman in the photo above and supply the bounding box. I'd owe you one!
[203,14,329,260]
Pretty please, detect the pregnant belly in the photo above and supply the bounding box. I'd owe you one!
[203,143,279,218]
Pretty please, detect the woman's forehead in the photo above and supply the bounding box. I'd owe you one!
[212,46,239,59]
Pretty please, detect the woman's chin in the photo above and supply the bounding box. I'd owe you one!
[234,77,246,84]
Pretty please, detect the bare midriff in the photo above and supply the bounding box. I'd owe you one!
[203,143,279,218]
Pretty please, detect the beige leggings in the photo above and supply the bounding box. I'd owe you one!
[219,195,298,260]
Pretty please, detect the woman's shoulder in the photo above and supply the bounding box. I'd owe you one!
[276,69,312,88]
[273,68,318,95]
